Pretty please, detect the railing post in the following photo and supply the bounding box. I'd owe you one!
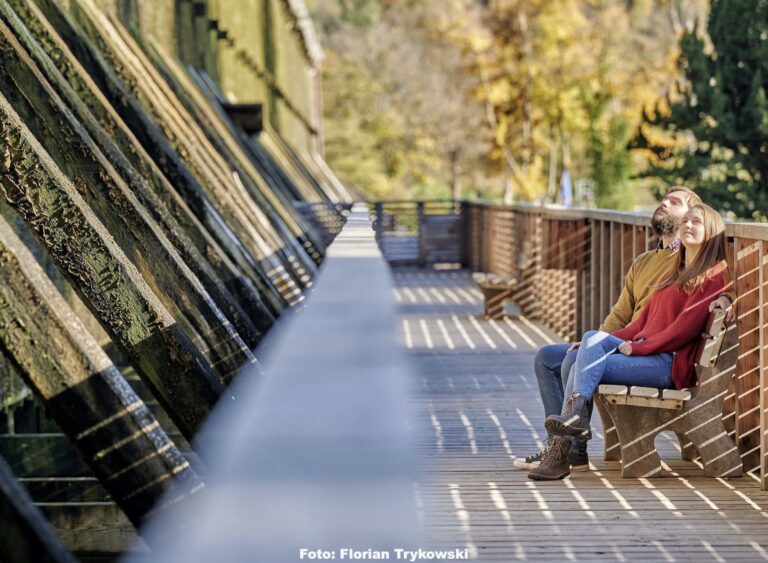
[374,202,383,245]
[417,201,426,266]
[760,240,767,490]
[460,200,469,267]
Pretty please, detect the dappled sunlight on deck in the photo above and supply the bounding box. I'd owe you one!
[395,268,768,561]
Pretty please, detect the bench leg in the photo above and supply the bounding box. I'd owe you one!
[596,398,621,462]
[679,414,743,478]
[675,431,698,462]
[611,411,663,478]
[482,288,513,320]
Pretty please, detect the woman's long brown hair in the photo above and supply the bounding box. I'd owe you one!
[662,204,727,293]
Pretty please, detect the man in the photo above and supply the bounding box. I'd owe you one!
[513,186,736,479]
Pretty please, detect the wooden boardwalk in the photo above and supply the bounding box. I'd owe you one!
[394,268,768,562]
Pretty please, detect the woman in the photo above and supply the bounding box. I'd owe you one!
[535,204,731,477]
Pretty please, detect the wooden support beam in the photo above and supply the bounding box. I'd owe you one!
[28,0,288,316]
[0,11,258,384]
[69,0,310,304]
[0,214,205,527]
[4,0,271,346]
[130,25,323,285]
[129,5,325,266]
[0,92,222,439]
[0,453,77,563]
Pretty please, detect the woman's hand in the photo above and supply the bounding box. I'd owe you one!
[709,295,736,323]
[618,341,633,356]
[566,341,581,353]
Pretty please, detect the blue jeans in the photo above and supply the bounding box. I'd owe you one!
[563,330,674,410]
[534,343,578,418]
[534,344,582,453]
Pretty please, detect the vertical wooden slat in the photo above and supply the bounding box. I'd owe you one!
[612,222,623,304]
[735,238,761,474]
[600,221,611,323]
[621,224,633,279]
[635,225,646,258]
[590,219,599,329]
[760,241,768,490]
[608,222,616,306]
[459,201,469,267]
[417,201,426,267]
[578,219,591,336]
[723,238,738,444]
[730,238,761,478]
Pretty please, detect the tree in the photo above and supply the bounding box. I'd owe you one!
[315,0,490,201]
[634,0,768,218]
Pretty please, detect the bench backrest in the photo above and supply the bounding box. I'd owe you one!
[694,308,738,394]
[696,308,727,368]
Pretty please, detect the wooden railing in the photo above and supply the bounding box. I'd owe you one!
[469,201,768,489]
[370,200,465,265]
[132,204,419,558]
[373,199,768,490]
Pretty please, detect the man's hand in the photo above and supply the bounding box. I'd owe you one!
[618,341,632,356]
[566,342,581,353]
[709,295,736,323]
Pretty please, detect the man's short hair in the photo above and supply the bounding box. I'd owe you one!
[667,185,702,207]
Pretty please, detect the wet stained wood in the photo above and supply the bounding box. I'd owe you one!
[39,502,146,555]
[0,12,257,384]
[68,0,308,304]
[0,214,205,528]
[29,0,288,316]
[146,45,328,262]
[3,0,273,344]
[0,92,222,439]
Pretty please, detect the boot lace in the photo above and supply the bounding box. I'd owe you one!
[540,439,568,466]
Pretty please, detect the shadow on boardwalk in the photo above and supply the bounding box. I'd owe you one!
[395,267,768,562]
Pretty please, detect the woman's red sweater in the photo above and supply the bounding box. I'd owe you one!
[611,263,731,389]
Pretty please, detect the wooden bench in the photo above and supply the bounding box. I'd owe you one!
[595,308,743,479]
[471,273,518,319]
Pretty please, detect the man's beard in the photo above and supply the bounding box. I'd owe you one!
[651,209,678,236]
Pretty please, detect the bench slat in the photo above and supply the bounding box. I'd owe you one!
[598,385,686,409]
[472,273,517,288]
[629,386,659,398]
[625,395,685,410]
[662,389,692,401]
[598,385,628,396]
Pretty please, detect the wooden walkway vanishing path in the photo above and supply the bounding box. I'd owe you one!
[395,268,768,562]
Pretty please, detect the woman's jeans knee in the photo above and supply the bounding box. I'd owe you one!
[534,343,577,419]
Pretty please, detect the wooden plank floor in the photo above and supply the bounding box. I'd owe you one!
[394,268,768,562]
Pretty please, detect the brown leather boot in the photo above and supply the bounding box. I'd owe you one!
[545,392,591,439]
[527,436,571,481]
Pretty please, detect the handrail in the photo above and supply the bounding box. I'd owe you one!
[134,203,419,561]
[373,199,768,235]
